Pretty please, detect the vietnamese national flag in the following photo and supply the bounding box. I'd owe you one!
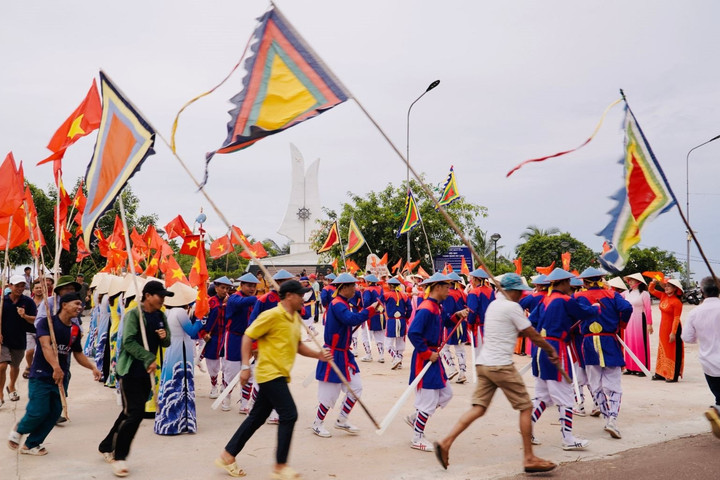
[195,287,210,319]
[76,237,92,262]
[561,252,571,271]
[164,215,191,239]
[513,258,523,275]
[188,247,209,287]
[143,224,164,251]
[38,80,102,169]
[0,152,26,218]
[164,255,190,287]
[229,225,248,246]
[210,235,232,259]
[331,258,338,272]
[72,181,87,214]
[390,258,402,274]
[144,249,162,277]
[180,235,202,256]
[130,227,146,253]
[0,209,29,250]
[461,256,470,276]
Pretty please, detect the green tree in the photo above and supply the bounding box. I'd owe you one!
[470,229,515,274]
[617,247,684,279]
[519,224,560,241]
[309,179,487,272]
[515,232,596,277]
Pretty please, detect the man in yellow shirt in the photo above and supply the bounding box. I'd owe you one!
[215,280,331,479]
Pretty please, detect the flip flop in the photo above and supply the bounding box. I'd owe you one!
[270,465,301,479]
[8,429,22,450]
[22,369,30,379]
[100,451,114,463]
[214,458,246,477]
[111,460,129,477]
[20,445,48,456]
[6,388,19,402]
[524,460,557,473]
[433,442,448,470]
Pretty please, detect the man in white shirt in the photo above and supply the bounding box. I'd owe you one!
[434,273,561,474]
[681,276,720,438]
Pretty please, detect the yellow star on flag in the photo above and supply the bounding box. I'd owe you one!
[67,114,86,139]
[188,239,198,249]
[171,268,184,280]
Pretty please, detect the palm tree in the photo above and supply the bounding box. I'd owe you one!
[519,224,561,241]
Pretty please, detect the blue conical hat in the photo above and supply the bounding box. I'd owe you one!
[332,273,358,284]
[213,276,233,286]
[578,267,606,279]
[420,272,451,286]
[469,268,489,279]
[272,269,294,281]
[237,273,259,284]
[545,268,575,282]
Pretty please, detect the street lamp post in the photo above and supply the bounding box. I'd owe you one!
[685,133,720,287]
[490,233,501,271]
[406,79,440,264]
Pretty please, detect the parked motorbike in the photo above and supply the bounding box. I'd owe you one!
[682,287,701,305]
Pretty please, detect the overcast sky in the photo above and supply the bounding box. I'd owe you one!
[2,1,719,280]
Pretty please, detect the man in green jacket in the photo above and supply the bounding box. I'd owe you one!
[98,280,172,477]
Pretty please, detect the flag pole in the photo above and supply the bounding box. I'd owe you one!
[0,221,13,341]
[336,220,347,269]
[24,200,70,419]
[621,90,719,287]
[117,193,158,405]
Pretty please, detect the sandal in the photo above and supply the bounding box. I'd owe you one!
[22,369,30,379]
[8,428,23,450]
[433,442,449,470]
[20,445,48,456]
[6,387,19,402]
[214,458,246,477]
[100,451,114,463]
[270,465,301,479]
[524,459,557,473]
[111,460,129,477]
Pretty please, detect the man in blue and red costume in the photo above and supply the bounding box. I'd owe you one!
[441,272,469,383]
[383,277,412,370]
[406,273,468,452]
[299,276,319,339]
[244,269,295,423]
[319,273,337,316]
[199,276,233,399]
[466,268,496,363]
[574,267,632,439]
[312,273,379,438]
[223,273,259,413]
[516,274,548,355]
[529,268,599,451]
[360,274,385,363]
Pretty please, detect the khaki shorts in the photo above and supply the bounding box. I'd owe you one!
[0,346,25,367]
[472,364,532,411]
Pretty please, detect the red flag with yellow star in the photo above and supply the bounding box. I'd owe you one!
[143,249,162,277]
[209,235,231,259]
[164,255,190,287]
[164,215,191,239]
[76,237,91,262]
[179,235,202,256]
[37,80,102,170]
[195,287,210,319]
[188,246,209,287]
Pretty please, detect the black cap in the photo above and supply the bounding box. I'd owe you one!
[58,292,82,307]
[143,280,175,297]
[279,280,311,297]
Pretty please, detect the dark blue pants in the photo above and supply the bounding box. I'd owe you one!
[706,374,720,406]
[16,378,63,449]
[225,377,298,464]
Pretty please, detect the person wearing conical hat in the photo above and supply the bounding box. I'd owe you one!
[621,273,654,376]
[528,268,598,451]
[648,277,685,382]
[200,276,234,400]
[299,277,319,341]
[405,273,468,453]
[359,274,386,363]
[514,274,548,356]
[222,273,259,413]
[382,278,412,370]
[441,272,470,384]
[312,273,380,438]
[154,283,203,435]
[574,267,633,439]
[466,269,496,362]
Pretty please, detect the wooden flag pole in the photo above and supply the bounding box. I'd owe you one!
[24,202,70,419]
[117,196,158,406]
[0,221,13,344]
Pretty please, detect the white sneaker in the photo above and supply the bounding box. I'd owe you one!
[456,373,467,384]
[360,355,373,362]
[266,413,279,425]
[404,413,416,428]
[221,397,231,412]
[411,436,434,452]
[531,434,541,445]
[312,423,332,438]
[391,358,402,370]
[334,419,360,434]
[209,386,219,399]
[562,438,590,450]
[590,407,601,417]
[377,357,385,364]
[574,404,587,416]
[446,370,458,381]
[238,405,250,415]
[604,419,622,439]
[196,360,206,373]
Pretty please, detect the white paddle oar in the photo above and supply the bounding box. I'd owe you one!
[615,334,653,378]
[376,361,431,435]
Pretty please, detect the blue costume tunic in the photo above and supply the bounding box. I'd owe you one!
[408,298,450,389]
[315,296,375,382]
[248,290,279,326]
[362,285,384,331]
[528,291,598,381]
[200,295,226,360]
[442,288,467,345]
[320,285,336,309]
[466,285,495,343]
[224,293,257,362]
[574,288,632,368]
[519,292,545,323]
[383,289,412,338]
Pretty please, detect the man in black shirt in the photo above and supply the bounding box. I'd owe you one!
[1,275,37,406]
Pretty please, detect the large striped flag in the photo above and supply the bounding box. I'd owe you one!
[598,103,676,272]
[82,72,155,249]
[345,218,366,256]
[437,166,461,207]
[397,189,420,237]
[203,5,351,185]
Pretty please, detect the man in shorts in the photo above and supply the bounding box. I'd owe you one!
[434,273,559,473]
[1,275,37,406]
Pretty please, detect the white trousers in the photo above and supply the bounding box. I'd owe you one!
[414,386,453,415]
[533,378,574,408]
[317,371,362,407]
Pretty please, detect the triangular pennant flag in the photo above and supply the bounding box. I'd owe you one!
[460,256,470,276]
[204,5,351,185]
[437,166,461,207]
[397,189,420,237]
[390,258,402,274]
[379,253,388,265]
[345,218,366,256]
[82,71,155,250]
[318,222,339,253]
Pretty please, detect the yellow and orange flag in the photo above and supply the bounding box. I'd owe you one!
[344,218,366,256]
[318,221,340,253]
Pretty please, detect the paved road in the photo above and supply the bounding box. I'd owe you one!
[507,433,720,479]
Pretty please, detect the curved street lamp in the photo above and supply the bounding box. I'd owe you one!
[490,233,501,271]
